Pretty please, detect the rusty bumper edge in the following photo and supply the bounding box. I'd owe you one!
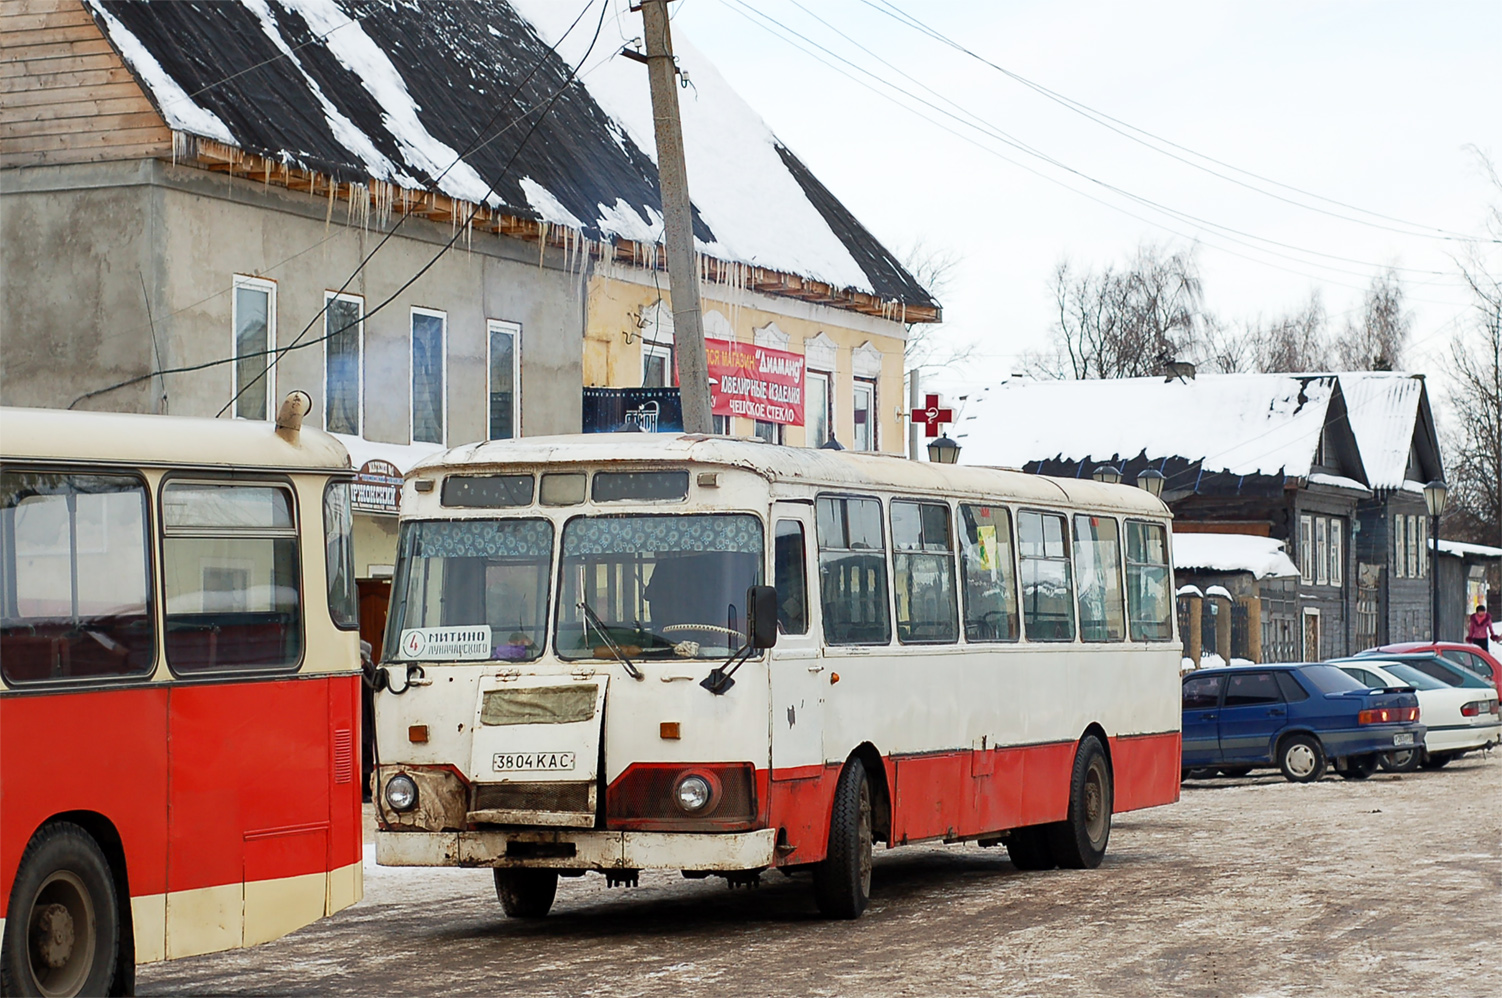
[375,828,778,871]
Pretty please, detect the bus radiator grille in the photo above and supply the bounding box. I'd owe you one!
[472,781,592,814]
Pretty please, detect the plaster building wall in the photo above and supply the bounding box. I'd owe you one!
[584,263,908,452]
[2,160,584,441]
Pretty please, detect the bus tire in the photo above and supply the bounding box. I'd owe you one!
[812,758,873,919]
[1047,735,1112,869]
[1004,826,1056,871]
[493,868,558,918]
[1,821,120,998]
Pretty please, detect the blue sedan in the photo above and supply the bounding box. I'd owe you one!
[1182,663,1426,782]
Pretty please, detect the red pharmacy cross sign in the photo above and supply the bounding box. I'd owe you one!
[911,394,953,437]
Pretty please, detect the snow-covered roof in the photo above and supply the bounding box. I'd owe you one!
[333,433,443,475]
[1172,532,1300,580]
[1338,372,1437,491]
[1436,539,1502,560]
[85,0,932,310]
[954,374,1360,493]
[1307,472,1371,495]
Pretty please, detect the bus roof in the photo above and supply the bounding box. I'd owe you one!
[418,433,1171,516]
[1,407,351,472]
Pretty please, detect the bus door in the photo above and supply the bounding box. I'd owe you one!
[768,505,825,780]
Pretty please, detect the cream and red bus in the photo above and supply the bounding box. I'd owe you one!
[1,399,363,995]
[373,434,1181,919]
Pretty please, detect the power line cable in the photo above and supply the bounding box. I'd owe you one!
[866,0,1498,246]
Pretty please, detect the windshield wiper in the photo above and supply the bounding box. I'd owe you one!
[577,599,643,680]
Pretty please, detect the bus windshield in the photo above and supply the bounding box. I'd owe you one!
[387,518,553,661]
[557,514,763,661]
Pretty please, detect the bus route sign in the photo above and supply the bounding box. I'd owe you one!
[352,459,402,515]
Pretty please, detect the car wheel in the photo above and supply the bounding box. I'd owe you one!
[1004,825,1056,871]
[1047,735,1112,869]
[0,822,120,998]
[1420,751,1452,770]
[1340,753,1379,780]
[1218,766,1253,778]
[1278,734,1326,783]
[812,758,874,919]
[493,868,558,918]
[1379,748,1420,773]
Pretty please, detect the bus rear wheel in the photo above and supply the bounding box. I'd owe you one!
[812,758,873,919]
[1048,735,1113,869]
[1,821,119,998]
[493,868,558,918]
[1004,826,1056,871]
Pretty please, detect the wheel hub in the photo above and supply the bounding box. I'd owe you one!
[1287,744,1315,777]
[32,903,75,969]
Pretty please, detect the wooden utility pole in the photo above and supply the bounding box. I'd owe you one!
[639,0,712,434]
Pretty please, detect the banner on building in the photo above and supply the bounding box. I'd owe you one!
[707,341,805,426]
[582,387,684,433]
[352,459,402,516]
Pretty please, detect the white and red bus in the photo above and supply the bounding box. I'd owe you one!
[373,435,1181,918]
[1,399,363,995]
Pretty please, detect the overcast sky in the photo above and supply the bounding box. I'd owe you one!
[665,0,1500,398]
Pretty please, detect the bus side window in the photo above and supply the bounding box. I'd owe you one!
[958,504,1018,642]
[0,470,156,682]
[814,496,891,645]
[1017,510,1075,642]
[890,500,958,644]
[1125,520,1173,641]
[1073,514,1126,642]
[161,481,302,673]
[774,519,809,635]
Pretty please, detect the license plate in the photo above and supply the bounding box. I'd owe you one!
[1392,733,1414,747]
[493,752,576,772]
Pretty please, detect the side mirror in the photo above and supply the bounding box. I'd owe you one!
[746,585,778,650]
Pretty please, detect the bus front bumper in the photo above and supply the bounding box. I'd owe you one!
[376,828,778,871]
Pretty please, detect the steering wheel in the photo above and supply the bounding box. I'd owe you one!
[661,623,746,639]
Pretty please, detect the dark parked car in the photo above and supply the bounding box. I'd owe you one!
[1182,663,1426,783]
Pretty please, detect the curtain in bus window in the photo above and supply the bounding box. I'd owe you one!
[389,518,552,662]
[556,514,763,660]
[958,504,1018,642]
[1125,521,1172,641]
[815,496,890,645]
[1073,515,1126,642]
[1,472,154,682]
[890,500,957,644]
[1017,510,1075,641]
[162,483,301,673]
[774,519,809,635]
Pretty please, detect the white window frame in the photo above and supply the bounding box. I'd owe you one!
[1302,606,1321,661]
[1315,517,1328,586]
[1330,519,1343,588]
[1416,515,1428,578]
[1299,514,1313,584]
[231,275,276,421]
[323,291,364,436]
[853,377,877,452]
[806,369,833,448]
[487,319,522,440]
[410,306,448,445]
[641,300,674,388]
[1407,514,1419,578]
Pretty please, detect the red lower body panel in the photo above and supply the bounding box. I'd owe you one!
[767,731,1180,865]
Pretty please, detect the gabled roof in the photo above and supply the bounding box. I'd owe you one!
[953,373,1367,497]
[84,0,935,313]
[1337,372,1443,491]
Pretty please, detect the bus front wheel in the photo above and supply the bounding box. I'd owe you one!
[493,868,558,918]
[1047,735,1113,869]
[812,758,873,919]
[1,821,120,998]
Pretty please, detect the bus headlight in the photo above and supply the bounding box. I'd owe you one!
[674,774,713,813]
[385,773,419,812]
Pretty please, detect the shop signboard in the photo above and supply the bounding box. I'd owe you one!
[352,459,402,515]
[707,341,805,426]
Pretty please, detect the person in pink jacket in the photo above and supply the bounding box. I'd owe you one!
[1468,604,1498,648]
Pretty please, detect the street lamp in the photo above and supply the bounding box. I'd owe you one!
[927,434,960,464]
[1424,479,1448,640]
[1092,464,1122,485]
[1136,468,1166,499]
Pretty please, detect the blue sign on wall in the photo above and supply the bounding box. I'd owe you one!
[582,387,683,433]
